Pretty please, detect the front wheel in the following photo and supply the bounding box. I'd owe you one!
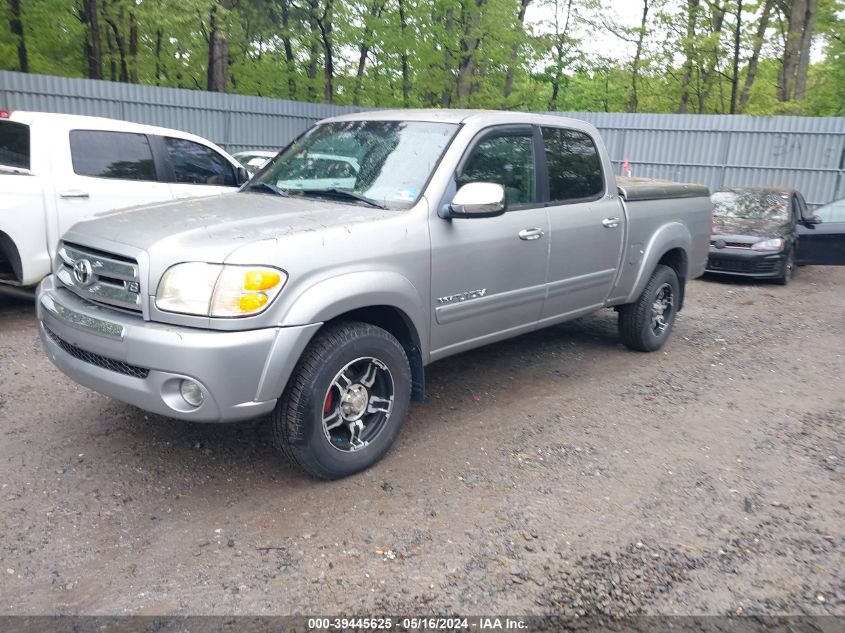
[618,264,680,352]
[775,252,794,286]
[271,321,411,479]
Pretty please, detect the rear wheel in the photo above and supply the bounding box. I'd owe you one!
[618,264,679,352]
[271,321,411,479]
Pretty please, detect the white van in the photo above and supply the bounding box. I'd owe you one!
[0,110,248,287]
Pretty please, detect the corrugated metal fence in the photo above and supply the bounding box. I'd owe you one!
[2,70,844,207]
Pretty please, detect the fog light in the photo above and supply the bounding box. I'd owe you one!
[179,379,204,407]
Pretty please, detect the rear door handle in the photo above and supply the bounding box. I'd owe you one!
[59,190,90,200]
[602,217,621,228]
[518,228,545,241]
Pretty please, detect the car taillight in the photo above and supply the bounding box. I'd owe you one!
[0,110,11,119]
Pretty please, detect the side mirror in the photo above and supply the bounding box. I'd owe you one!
[236,166,250,186]
[448,182,506,218]
[803,214,822,225]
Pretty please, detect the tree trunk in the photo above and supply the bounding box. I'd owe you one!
[129,10,138,83]
[315,0,335,103]
[82,0,102,79]
[154,28,164,85]
[353,1,386,105]
[696,2,726,113]
[739,0,772,108]
[779,0,806,102]
[306,1,320,100]
[104,13,129,82]
[794,0,817,101]
[627,0,650,113]
[729,0,743,114]
[678,0,700,113]
[456,0,486,106]
[207,1,232,92]
[398,0,410,107]
[281,1,297,98]
[441,7,455,107]
[503,0,531,99]
[8,0,28,72]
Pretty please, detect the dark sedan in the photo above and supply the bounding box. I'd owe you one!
[707,187,845,285]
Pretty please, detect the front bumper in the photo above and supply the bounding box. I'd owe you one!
[37,275,321,422]
[706,247,787,279]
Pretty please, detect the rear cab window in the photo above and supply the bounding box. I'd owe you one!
[164,137,235,186]
[541,127,604,203]
[0,120,31,170]
[70,130,157,181]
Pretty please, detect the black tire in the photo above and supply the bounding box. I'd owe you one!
[271,321,411,479]
[775,251,794,286]
[618,264,680,352]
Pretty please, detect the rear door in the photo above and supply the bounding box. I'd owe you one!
[796,195,845,265]
[159,136,240,200]
[55,129,174,238]
[540,126,624,321]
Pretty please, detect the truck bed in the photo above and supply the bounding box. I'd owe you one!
[617,177,710,202]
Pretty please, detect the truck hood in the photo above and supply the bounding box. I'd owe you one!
[65,192,396,262]
[712,216,791,240]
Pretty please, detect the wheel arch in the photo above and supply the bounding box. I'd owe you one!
[624,223,691,310]
[0,230,23,283]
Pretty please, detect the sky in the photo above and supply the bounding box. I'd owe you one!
[524,0,646,62]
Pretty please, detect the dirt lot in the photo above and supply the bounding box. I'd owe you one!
[0,267,843,617]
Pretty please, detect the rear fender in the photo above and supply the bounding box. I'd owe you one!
[623,222,691,304]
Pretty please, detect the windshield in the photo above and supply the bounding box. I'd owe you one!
[712,190,791,222]
[251,120,458,209]
[815,198,845,223]
[0,120,30,170]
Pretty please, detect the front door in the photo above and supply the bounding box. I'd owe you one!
[429,126,549,358]
[540,126,624,321]
[796,194,845,265]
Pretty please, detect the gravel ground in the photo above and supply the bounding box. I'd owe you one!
[0,267,843,617]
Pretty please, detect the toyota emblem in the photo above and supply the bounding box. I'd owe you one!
[714,239,727,249]
[72,259,94,286]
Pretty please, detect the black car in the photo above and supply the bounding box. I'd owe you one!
[706,187,845,285]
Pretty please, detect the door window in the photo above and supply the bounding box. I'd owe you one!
[457,134,536,207]
[0,120,30,169]
[541,127,604,202]
[69,130,156,181]
[164,137,236,186]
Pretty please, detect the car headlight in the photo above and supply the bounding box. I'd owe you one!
[751,238,785,252]
[156,263,287,317]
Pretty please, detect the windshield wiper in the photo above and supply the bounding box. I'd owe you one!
[247,182,290,197]
[299,188,387,209]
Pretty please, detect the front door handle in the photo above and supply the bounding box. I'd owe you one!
[518,228,545,241]
[602,217,621,228]
[59,190,90,200]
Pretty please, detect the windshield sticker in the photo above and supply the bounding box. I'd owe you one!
[396,189,417,201]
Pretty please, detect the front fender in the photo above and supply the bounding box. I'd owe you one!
[624,222,691,304]
[279,270,429,354]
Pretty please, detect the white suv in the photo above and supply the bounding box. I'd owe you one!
[0,110,248,287]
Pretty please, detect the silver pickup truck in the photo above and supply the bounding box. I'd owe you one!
[37,110,711,479]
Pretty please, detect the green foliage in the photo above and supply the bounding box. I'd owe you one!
[0,0,842,115]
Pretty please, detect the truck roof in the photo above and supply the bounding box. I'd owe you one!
[322,108,589,129]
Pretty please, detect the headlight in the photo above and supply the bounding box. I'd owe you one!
[751,238,785,252]
[156,263,287,317]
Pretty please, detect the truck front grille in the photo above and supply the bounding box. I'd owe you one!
[44,326,150,379]
[55,242,142,313]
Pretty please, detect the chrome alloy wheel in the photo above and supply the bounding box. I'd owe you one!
[322,357,394,453]
[651,283,674,335]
